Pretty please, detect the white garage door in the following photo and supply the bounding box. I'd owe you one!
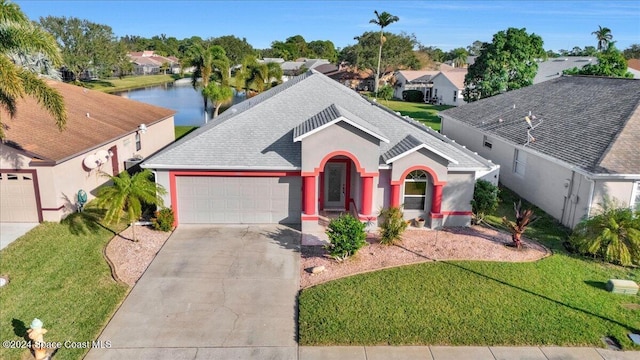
[176,176,301,224]
[0,172,39,222]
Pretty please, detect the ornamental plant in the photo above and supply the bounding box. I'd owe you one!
[325,214,367,261]
[378,206,408,245]
[152,207,175,232]
[470,179,499,224]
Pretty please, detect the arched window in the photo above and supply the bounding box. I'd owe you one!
[404,170,428,210]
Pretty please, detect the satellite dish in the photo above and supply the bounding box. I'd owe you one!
[83,154,99,169]
[96,150,109,164]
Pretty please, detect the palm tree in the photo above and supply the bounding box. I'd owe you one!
[236,56,282,95]
[570,199,640,266]
[202,82,233,119]
[95,169,167,242]
[0,0,67,139]
[592,25,613,52]
[187,44,230,114]
[453,54,467,68]
[369,10,399,94]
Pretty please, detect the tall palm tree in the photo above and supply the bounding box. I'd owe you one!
[187,44,230,113]
[369,10,399,94]
[95,169,166,242]
[0,0,67,138]
[592,25,613,52]
[236,56,282,95]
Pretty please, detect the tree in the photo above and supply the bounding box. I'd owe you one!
[235,55,282,94]
[369,10,399,93]
[466,40,485,56]
[210,35,255,66]
[307,40,338,62]
[40,16,123,81]
[418,45,445,63]
[569,199,640,266]
[623,44,640,59]
[202,82,233,119]
[564,43,632,78]
[187,44,230,112]
[0,0,67,139]
[470,180,499,224]
[502,200,537,248]
[592,25,613,52]
[340,31,419,75]
[95,169,166,242]
[463,28,545,102]
[445,47,469,68]
[376,84,393,102]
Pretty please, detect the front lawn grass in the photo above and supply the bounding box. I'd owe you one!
[0,222,128,360]
[298,185,640,349]
[378,99,452,131]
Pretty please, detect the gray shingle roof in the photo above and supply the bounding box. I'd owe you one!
[293,104,388,142]
[382,135,423,163]
[144,70,494,171]
[440,76,640,174]
[533,57,596,84]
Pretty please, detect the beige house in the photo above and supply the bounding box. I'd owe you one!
[430,69,467,106]
[440,76,640,228]
[0,81,175,222]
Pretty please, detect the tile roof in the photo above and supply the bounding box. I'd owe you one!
[433,69,468,89]
[440,76,640,174]
[2,80,175,163]
[628,59,640,71]
[144,70,493,171]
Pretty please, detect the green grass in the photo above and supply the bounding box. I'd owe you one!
[378,99,452,131]
[298,185,640,349]
[175,126,198,140]
[0,222,128,360]
[81,74,176,93]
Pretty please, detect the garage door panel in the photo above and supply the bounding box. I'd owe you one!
[176,176,301,224]
[0,172,39,222]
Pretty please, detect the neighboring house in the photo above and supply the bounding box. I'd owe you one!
[627,59,640,78]
[129,51,181,75]
[280,58,330,81]
[325,67,375,91]
[142,70,499,237]
[440,76,640,229]
[430,69,468,106]
[0,81,175,222]
[393,70,439,100]
[533,56,596,84]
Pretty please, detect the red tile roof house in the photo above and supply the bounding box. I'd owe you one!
[142,70,499,242]
[0,81,175,222]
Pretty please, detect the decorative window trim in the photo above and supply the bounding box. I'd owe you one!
[403,170,428,210]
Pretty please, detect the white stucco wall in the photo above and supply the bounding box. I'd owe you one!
[431,75,465,106]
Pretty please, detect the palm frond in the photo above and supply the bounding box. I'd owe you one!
[18,69,67,130]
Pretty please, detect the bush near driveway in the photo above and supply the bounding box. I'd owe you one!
[0,222,127,360]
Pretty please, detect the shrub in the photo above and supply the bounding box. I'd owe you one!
[377,85,393,101]
[152,207,175,232]
[325,214,367,261]
[471,179,499,224]
[569,201,640,266]
[402,89,424,102]
[378,206,408,245]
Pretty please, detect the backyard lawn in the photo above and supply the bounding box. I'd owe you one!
[298,187,640,349]
[175,125,198,140]
[0,222,128,360]
[81,74,176,93]
[378,99,452,131]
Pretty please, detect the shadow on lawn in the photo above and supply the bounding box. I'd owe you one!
[584,280,608,291]
[444,261,640,336]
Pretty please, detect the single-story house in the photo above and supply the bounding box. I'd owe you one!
[280,58,330,81]
[129,51,181,75]
[0,81,175,222]
[440,75,640,228]
[142,70,499,235]
[430,69,468,106]
[392,70,439,100]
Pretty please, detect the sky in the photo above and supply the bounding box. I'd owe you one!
[15,0,640,52]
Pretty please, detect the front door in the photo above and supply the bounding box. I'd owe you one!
[324,162,346,210]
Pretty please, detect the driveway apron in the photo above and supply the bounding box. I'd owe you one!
[85,225,300,360]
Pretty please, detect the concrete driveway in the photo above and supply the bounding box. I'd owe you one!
[85,225,300,360]
[0,222,39,250]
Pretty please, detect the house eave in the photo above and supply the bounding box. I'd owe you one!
[293,116,390,143]
[141,164,302,171]
[385,144,460,165]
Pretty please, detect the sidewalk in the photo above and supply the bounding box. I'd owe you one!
[299,346,640,360]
